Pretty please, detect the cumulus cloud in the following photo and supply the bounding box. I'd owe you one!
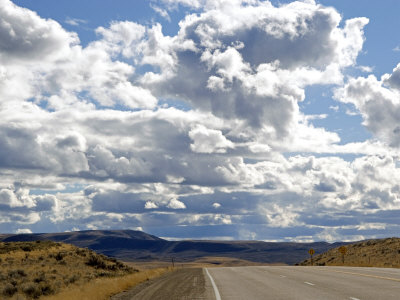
[0,0,78,64]
[145,201,158,209]
[167,198,186,209]
[212,202,221,209]
[139,0,368,138]
[335,64,400,147]
[384,63,400,90]
[0,0,395,242]
[189,124,234,153]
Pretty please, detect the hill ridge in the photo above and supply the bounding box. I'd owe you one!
[0,230,346,265]
[299,237,400,267]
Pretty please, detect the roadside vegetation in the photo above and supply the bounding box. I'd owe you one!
[299,237,400,267]
[0,241,169,299]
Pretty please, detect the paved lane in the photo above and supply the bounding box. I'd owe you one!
[206,266,400,300]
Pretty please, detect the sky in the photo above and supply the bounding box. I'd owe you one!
[1,0,400,242]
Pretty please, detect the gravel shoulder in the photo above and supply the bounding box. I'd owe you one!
[110,268,215,300]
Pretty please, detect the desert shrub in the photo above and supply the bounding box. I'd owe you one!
[96,271,112,277]
[55,252,64,261]
[106,264,117,271]
[65,274,80,284]
[2,283,17,297]
[22,245,32,252]
[86,255,107,269]
[39,282,55,296]
[22,283,42,299]
[75,248,87,257]
[116,261,124,268]
[22,282,54,298]
[8,269,27,279]
[34,272,46,283]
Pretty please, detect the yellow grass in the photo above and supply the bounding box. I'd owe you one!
[0,241,170,299]
[42,268,170,300]
[300,237,400,268]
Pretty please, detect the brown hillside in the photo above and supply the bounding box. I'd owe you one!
[0,240,135,299]
[299,237,400,268]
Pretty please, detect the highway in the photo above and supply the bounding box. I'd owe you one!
[206,266,400,300]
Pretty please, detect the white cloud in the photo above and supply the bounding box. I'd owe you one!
[150,4,171,22]
[138,0,368,146]
[357,65,374,73]
[213,202,221,208]
[16,228,32,234]
[157,0,204,10]
[189,124,234,153]
[329,105,339,112]
[167,198,186,209]
[0,0,396,241]
[0,0,78,64]
[65,17,87,26]
[335,67,400,147]
[145,201,158,209]
[383,63,400,90]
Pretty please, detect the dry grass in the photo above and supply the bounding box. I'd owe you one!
[299,237,400,268]
[0,240,157,299]
[42,268,169,300]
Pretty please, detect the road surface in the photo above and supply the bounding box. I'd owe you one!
[207,266,400,300]
[110,268,214,300]
[111,266,400,299]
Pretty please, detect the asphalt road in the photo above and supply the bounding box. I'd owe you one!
[206,266,400,300]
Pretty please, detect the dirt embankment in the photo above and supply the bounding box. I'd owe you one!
[111,268,215,300]
[300,237,400,267]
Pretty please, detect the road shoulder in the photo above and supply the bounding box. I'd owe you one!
[110,268,215,300]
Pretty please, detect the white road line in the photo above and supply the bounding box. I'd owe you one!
[279,275,286,278]
[205,268,222,300]
[304,281,315,286]
[327,269,400,283]
[349,297,360,300]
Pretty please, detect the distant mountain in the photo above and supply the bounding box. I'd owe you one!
[0,230,346,265]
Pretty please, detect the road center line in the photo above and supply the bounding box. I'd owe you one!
[279,275,286,278]
[327,269,400,283]
[304,281,315,286]
[205,268,222,300]
[349,297,360,300]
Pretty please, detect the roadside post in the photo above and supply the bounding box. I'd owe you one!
[338,246,347,264]
[171,257,175,268]
[308,248,315,266]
